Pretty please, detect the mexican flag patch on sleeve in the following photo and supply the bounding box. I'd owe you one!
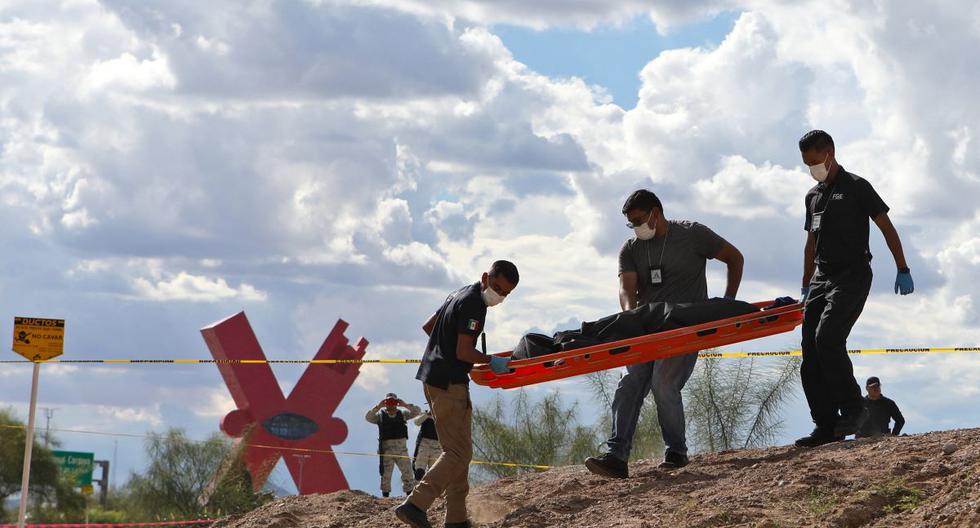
[467,319,480,331]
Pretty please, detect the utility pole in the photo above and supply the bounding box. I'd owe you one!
[41,407,56,448]
[111,440,117,489]
[94,460,110,508]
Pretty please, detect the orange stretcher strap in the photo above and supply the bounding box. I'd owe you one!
[470,300,803,389]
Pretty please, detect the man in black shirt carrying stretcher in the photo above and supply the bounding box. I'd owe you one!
[794,130,914,448]
[396,260,518,528]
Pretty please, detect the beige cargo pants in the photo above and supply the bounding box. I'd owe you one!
[380,438,415,495]
[407,383,472,524]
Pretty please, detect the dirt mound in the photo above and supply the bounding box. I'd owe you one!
[213,428,980,527]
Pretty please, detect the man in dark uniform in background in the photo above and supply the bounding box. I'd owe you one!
[395,260,518,528]
[585,189,744,478]
[856,376,905,438]
[795,130,915,448]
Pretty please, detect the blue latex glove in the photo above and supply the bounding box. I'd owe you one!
[488,355,511,374]
[800,286,810,303]
[895,270,914,295]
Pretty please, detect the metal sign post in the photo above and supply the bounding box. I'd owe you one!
[16,363,40,528]
[12,316,65,528]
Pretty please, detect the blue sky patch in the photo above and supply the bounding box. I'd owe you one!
[493,12,740,109]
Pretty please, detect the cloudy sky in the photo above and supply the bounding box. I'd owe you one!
[2,0,978,498]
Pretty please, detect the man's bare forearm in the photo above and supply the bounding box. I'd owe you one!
[882,226,908,269]
[619,290,638,311]
[724,255,743,298]
[457,345,491,365]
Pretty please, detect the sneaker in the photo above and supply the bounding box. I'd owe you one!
[395,500,432,528]
[658,451,689,469]
[382,491,390,498]
[584,453,629,479]
[795,428,844,448]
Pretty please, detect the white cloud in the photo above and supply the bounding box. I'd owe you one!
[80,51,175,95]
[96,404,163,426]
[132,272,267,302]
[354,0,731,30]
[190,389,236,418]
[693,156,811,220]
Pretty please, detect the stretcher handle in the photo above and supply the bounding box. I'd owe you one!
[482,300,802,369]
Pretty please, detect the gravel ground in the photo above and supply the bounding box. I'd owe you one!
[212,427,980,527]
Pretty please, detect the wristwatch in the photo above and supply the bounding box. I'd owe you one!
[898,267,910,273]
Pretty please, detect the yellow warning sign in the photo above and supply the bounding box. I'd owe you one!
[12,317,65,361]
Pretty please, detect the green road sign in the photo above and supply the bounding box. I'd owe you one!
[52,450,94,486]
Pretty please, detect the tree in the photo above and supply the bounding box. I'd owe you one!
[583,353,800,456]
[126,428,269,520]
[0,408,85,522]
[684,356,800,452]
[471,390,600,479]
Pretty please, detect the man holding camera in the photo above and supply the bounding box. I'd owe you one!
[366,392,422,497]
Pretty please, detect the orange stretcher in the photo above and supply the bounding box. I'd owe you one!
[470,300,803,389]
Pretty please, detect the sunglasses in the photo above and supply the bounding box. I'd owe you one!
[626,211,653,229]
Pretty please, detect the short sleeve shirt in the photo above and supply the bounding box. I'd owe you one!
[804,167,888,268]
[618,220,726,305]
[416,282,486,389]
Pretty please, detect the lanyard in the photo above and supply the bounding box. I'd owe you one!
[814,181,837,253]
[645,224,669,269]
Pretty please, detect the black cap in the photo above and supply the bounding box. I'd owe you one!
[866,376,881,387]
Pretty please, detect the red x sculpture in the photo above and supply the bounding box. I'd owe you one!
[201,312,367,494]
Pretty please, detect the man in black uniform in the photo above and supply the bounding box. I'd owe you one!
[794,130,915,448]
[856,376,905,438]
[396,260,518,528]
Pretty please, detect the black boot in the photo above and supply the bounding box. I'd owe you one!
[585,453,629,479]
[395,500,432,528]
[658,450,689,468]
[834,406,869,437]
[382,491,390,498]
[795,427,843,448]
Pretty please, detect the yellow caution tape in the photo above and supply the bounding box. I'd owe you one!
[699,347,980,359]
[2,348,978,364]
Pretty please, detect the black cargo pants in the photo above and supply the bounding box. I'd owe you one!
[801,263,872,430]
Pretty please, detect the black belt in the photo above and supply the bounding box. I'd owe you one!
[816,259,871,278]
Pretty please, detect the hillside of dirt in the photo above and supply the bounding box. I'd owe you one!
[212,427,980,527]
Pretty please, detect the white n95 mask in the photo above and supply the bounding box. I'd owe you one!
[809,154,830,182]
[482,287,504,307]
[633,223,656,240]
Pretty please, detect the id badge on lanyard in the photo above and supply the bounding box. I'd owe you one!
[649,266,663,286]
[811,211,823,232]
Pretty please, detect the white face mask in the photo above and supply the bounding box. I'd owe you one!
[482,285,504,307]
[632,211,657,240]
[809,153,830,182]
